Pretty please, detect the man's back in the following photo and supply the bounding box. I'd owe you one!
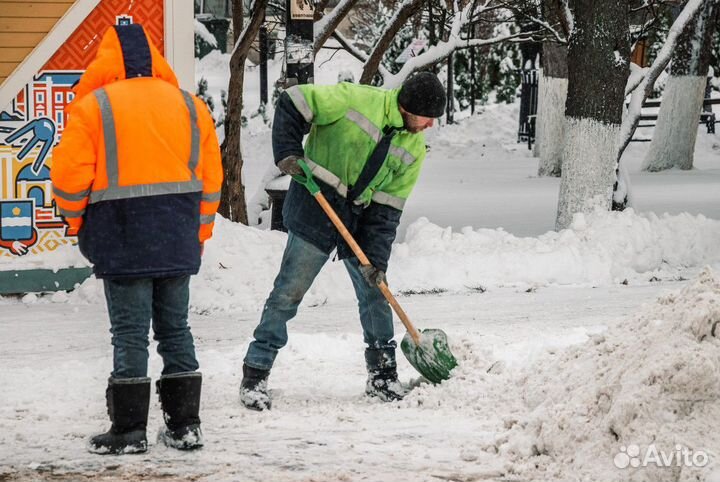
[51,24,223,279]
[97,77,197,186]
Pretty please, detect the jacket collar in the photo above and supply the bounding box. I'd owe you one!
[386,89,405,129]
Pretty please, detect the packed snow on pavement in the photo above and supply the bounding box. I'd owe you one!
[1,47,720,481]
[3,217,720,481]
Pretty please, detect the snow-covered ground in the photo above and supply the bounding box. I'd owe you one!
[1,46,720,481]
[3,266,720,481]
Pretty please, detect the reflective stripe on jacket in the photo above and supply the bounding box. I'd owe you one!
[271,83,427,271]
[50,24,223,278]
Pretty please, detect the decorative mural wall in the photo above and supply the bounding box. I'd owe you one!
[0,0,164,260]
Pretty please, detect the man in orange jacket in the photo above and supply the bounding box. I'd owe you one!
[51,24,223,455]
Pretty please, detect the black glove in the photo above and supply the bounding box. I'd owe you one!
[359,264,386,287]
[277,155,304,176]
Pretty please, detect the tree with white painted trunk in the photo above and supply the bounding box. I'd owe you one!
[613,0,708,209]
[642,0,718,172]
[534,0,570,176]
[535,44,567,176]
[555,0,629,230]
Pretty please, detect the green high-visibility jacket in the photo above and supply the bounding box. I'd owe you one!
[272,82,428,271]
[283,82,427,209]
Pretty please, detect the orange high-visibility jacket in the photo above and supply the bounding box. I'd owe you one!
[51,24,223,278]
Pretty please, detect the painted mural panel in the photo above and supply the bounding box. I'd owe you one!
[0,0,164,261]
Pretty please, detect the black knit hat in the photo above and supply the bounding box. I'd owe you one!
[398,71,446,118]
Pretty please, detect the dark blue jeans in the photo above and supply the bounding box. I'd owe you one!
[103,276,199,378]
[244,231,396,370]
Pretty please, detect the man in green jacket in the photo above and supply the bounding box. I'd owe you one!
[241,72,446,410]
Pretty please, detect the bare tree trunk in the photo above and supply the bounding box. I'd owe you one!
[642,1,717,172]
[219,0,269,224]
[536,41,568,176]
[359,0,424,85]
[555,0,629,230]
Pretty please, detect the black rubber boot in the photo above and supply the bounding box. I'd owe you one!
[365,348,407,402]
[88,377,151,455]
[239,364,271,411]
[157,372,203,450]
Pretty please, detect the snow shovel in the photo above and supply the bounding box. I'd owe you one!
[291,159,458,384]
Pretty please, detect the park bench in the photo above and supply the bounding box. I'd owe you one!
[631,97,719,142]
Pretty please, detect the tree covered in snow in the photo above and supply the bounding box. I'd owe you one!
[344,0,421,85]
[493,25,523,103]
[334,1,547,89]
[642,0,718,172]
[383,2,540,88]
[347,0,404,54]
[315,0,565,114]
[453,45,490,107]
[364,1,524,106]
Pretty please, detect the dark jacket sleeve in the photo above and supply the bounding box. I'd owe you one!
[272,91,311,164]
[354,202,402,272]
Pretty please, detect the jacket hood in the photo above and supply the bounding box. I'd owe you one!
[72,23,178,103]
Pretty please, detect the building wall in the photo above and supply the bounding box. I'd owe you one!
[0,1,75,86]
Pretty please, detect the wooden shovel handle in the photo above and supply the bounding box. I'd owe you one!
[313,192,422,346]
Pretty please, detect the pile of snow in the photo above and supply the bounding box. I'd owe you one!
[392,208,720,293]
[68,208,720,313]
[194,19,218,49]
[425,101,521,148]
[500,267,720,481]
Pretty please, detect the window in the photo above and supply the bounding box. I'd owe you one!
[56,112,63,125]
[55,92,63,103]
[37,92,45,103]
[67,92,75,102]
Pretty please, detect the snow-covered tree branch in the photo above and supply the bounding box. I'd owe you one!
[359,0,424,85]
[380,0,537,88]
[313,0,360,55]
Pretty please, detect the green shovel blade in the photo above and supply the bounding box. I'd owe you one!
[401,329,458,384]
